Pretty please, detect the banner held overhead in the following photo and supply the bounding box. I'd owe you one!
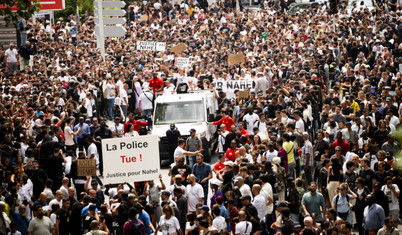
[101,135,160,184]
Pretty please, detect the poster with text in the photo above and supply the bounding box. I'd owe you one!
[101,135,160,184]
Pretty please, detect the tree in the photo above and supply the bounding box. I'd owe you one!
[0,0,39,25]
[54,0,93,20]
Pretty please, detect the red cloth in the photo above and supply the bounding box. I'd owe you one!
[225,148,238,161]
[148,77,163,94]
[214,162,226,176]
[237,129,249,139]
[212,117,235,132]
[331,139,350,155]
[229,207,239,233]
[124,119,148,133]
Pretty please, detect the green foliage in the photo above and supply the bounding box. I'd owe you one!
[0,0,40,25]
[54,0,93,20]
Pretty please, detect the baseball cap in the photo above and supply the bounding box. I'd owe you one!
[198,205,209,211]
[224,161,234,167]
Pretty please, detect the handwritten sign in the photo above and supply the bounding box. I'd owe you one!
[77,159,96,176]
[136,41,166,51]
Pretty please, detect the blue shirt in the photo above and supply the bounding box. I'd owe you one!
[138,211,152,234]
[192,163,212,186]
[80,205,98,217]
[364,203,385,231]
[74,123,90,141]
[332,194,352,213]
[10,211,29,235]
[219,204,231,232]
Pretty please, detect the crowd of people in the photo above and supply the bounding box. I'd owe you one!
[0,0,401,234]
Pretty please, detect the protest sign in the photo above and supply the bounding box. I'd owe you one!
[175,57,191,68]
[136,41,166,51]
[140,15,148,22]
[213,80,255,99]
[170,43,186,55]
[228,53,246,66]
[238,90,249,99]
[101,135,160,184]
[77,159,96,176]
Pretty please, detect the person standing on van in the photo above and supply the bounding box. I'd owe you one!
[186,129,203,168]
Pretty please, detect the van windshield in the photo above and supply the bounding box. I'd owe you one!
[154,100,205,125]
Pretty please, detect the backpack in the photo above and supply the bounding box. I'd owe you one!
[129,219,144,235]
[334,194,349,212]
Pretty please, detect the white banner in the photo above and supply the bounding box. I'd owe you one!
[101,135,160,184]
[175,57,190,68]
[136,41,166,51]
[213,80,255,99]
[213,80,255,91]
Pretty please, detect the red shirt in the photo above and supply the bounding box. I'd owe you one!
[213,116,235,132]
[237,129,249,139]
[148,77,163,94]
[331,139,350,155]
[214,162,226,176]
[225,148,238,161]
[124,119,148,133]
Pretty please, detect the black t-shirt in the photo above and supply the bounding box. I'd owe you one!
[70,202,85,234]
[222,171,234,186]
[56,209,70,235]
[281,219,294,235]
[100,213,113,234]
[171,165,192,186]
[82,213,96,233]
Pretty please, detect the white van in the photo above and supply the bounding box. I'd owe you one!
[152,90,218,164]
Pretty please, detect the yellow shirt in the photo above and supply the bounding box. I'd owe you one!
[350,101,360,114]
[283,141,295,164]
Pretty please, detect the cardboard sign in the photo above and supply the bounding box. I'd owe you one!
[101,135,160,184]
[238,90,249,99]
[140,15,148,22]
[77,159,96,176]
[136,41,166,51]
[228,53,246,66]
[170,43,186,55]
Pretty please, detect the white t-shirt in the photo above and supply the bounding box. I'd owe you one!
[120,89,128,106]
[158,215,181,235]
[84,98,93,117]
[239,184,252,199]
[5,48,18,63]
[217,131,229,153]
[295,119,305,133]
[243,113,259,134]
[111,123,124,138]
[124,131,139,137]
[212,215,226,232]
[106,83,116,99]
[186,183,204,212]
[139,91,153,110]
[48,199,62,211]
[252,194,267,222]
[173,146,187,164]
[382,184,400,211]
[87,143,99,165]
[235,221,252,235]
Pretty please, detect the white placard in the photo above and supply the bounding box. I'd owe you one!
[213,80,255,91]
[136,41,166,51]
[175,57,190,68]
[101,135,160,184]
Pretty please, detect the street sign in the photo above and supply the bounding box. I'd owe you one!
[93,1,126,8]
[95,26,126,37]
[95,17,126,25]
[94,9,126,16]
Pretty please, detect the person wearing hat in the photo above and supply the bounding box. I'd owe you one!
[111,116,124,138]
[168,174,186,197]
[210,178,223,208]
[216,161,234,186]
[185,128,202,169]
